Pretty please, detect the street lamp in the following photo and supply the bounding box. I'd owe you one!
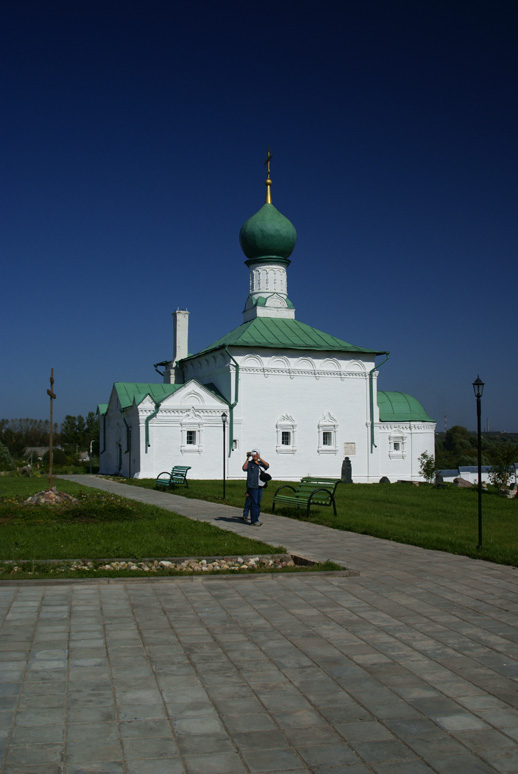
[221,412,228,499]
[472,376,484,549]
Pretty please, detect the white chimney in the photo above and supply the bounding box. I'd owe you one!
[163,309,189,384]
[173,309,189,363]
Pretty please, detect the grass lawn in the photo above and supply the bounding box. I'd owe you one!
[0,475,291,580]
[117,476,518,567]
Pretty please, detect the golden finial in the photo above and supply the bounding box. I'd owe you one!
[264,147,273,204]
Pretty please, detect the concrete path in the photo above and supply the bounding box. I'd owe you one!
[0,476,517,773]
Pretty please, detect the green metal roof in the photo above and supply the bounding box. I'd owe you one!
[114,382,182,410]
[112,381,227,411]
[97,403,108,416]
[186,318,385,358]
[378,391,434,422]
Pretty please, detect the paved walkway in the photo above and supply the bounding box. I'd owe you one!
[0,476,517,773]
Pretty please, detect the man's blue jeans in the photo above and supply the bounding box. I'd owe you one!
[243,487,263,523]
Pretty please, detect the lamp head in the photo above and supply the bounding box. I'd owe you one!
[472,376,485,399]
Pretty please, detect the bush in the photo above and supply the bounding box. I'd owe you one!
[42,448,72,466]
[487,443,517,489]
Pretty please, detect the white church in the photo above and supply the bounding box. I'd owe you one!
[98,162,435,482]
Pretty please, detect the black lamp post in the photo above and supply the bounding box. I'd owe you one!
[222,412,228,499]
[472,376,484,549]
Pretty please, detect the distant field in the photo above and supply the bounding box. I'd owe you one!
[116,476,518,567]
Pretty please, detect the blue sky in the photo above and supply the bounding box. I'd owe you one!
[2,1,516,431]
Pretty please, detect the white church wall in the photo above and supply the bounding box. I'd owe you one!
[103,402,139,479]
[136,410,229,479]
[409,426,437,478]
[376,423,436,482]
[183,352,234,406]
[132,381,231,479]
[126,404,142,479]
[99,375,436,482]
[99,412,121,475]
[99,389,125,476]
[99,360,435,482]
[230,350,378,481]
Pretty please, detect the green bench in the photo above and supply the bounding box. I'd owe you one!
[155,465,191,489]
[272,477,342,517]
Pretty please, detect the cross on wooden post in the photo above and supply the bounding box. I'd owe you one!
[47,369,56,488]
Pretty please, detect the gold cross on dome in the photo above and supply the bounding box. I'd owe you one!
[264,147,273,178]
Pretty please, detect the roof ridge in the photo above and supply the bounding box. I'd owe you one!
[185,317,385,359]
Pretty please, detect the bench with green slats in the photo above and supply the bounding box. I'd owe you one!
[155,465,191,489]
[272,477,342,517]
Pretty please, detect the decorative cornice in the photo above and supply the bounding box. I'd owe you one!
[378,422,436,432]
[137,408,226,418]
[240,366,367,380]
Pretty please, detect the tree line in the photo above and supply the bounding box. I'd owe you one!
[435,426,518,470]
[430,425,518,488]
[0,414,99,460]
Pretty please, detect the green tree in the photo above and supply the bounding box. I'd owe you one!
[0,418,57,458]
[443,425,472,454]
[42,448,70,466]
[76,415,87,447]
[60,415,80,449]
[85,411,100,446]
[0,440,14,471]
[487,443,518,489]
[60,413,98,451]
[419,451,437,484]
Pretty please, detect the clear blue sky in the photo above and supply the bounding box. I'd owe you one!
[2,1,516,432]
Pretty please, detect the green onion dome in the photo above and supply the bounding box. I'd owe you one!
[239,203,297,263]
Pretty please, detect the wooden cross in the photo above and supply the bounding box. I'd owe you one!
[264,147,273,178]
[47,369,56,402]
[47,369,56,488]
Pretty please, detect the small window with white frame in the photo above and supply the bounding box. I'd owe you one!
[180,409,203,453]
[276,414,296,454]
[318,412,338,454]
[389,431,406,459]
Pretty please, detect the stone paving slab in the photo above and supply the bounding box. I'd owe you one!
[0,475,516,772]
